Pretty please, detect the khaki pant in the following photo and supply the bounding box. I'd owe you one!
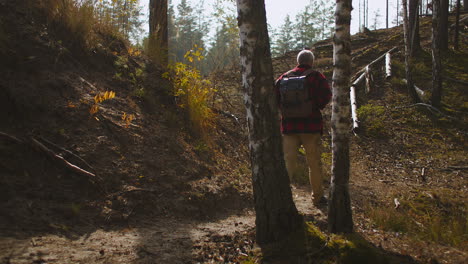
[282,133,324,201]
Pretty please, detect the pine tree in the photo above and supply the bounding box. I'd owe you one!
[409,0,421,56]
[372,9,382,30]
[294,5,317,49]
[402,0,422,103]
[313,0,335,40]
[149,0,168,65]
[235,0,303,245]
[272,15,295,55]
[440,0,449,51]
[432,0,443,107]
[172,0,207,65]
[204,0,239,72]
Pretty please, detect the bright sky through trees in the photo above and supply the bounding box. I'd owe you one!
[139,0,402,38]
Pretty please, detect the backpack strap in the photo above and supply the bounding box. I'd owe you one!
[284,68,316,78]
[300,68,316,77]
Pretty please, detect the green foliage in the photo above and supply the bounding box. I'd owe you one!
[163,47,216,138]
[271,15,295,56]
[169,0,208,67]
[271,0,334,55]
[356,102,386,136]
[248,222,391,263]
[369,207,411,233]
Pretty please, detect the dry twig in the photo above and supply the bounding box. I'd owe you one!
[29,138,101,182]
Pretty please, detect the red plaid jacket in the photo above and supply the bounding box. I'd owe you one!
[275,65,332,134]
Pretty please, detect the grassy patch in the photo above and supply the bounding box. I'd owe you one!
[248,222,391,264]
[368,189,468,250]
[357,102,386,137]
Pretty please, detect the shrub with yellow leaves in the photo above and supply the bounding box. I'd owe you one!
[89,90,116,115]
[163,45,216,138]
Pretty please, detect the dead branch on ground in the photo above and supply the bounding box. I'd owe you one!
[37,136,95,173]
[29,138,101,182]
[0,132,24,144]
[395,103,458,121]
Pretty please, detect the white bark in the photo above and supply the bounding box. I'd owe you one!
[385,52,392,79]
[350,86,359,132]
[329,0,353,234]
[365,65,372,93]
[352,47,398,81]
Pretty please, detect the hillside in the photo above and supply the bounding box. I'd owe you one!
[0,0,467,263]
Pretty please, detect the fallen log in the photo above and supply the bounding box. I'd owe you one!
[365,66,373,93]
[402,79,425,101]
[350,85,360,133]
[385,52,392,79]
[352,72,366,87]
[352,47,398,82]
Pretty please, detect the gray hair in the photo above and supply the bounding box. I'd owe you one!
[297,50,315,66]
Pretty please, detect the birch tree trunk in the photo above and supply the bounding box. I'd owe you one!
[236,0,303,245]
[149,0,168,66]
[432,0,443,107]
[328,0,354,234]
[403,0,422,102]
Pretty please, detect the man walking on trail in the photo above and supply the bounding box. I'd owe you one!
[275,49,332,206]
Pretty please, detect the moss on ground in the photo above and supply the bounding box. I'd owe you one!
[243,222,395,264]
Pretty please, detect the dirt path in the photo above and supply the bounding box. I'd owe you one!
[0,186,326,264]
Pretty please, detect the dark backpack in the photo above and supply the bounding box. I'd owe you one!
[279,69,317,118]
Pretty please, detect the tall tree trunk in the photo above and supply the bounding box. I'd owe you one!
[432,0,443,107]
[403,0,422,102]
[387,0,389,28]
[397,0,400,26]
[440,0,450,51]
[363,0,366,28]
[409,0,421,56]
[366,0,369,27]
[328,0,354,234]
[420,0,423,16]
[454,0,461,50]
[235,0,303,245]
[359,0,362,31]
[149,0,168,66]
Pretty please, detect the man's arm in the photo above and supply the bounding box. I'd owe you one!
[315,73,332,110]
